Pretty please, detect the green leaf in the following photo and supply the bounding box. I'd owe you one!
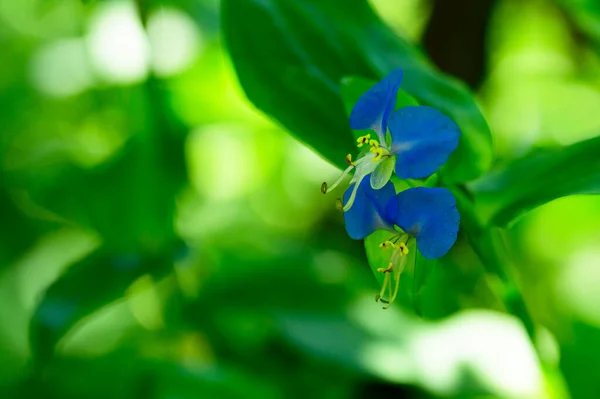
[451,187,536,338]
[29,247,178,365]
[222,0,492,180]
[364,230,394,288]
[364,231,420,312]
[557,0,600,45]
[468,136,600,227]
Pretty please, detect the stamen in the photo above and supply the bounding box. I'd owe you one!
[380,240,398,250]
[376,241,411,308]
[376,272,390,302]
[345,154,355,166]
[342,174,365,212]
[369,139,379,148]
[383,273,399,310]
[398,242,409,255]
[322,164,354,194]
[370,147,388,162]
[376,262,393,273]
[386,270,393,309]
[335,198,343,210]
[357,134,371,147]
[352,154,371,166]
[383,254,408,309]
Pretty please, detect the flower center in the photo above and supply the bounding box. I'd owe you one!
[321,134,389,210]
[370,145,390,162]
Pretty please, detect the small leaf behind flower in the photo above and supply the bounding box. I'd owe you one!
[364,231,424,313]
[364,230,394,288]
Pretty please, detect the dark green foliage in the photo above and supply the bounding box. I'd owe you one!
[2,0,600,398]
[222,0,493,183]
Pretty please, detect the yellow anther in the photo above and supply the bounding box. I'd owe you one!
[375,244,409,309]
[321,182,327,194]
[380,240,396,250]
[376,263,394,273]
[371,147,385,162]
[357,134,371,147]
[369,139,379,148]
[345,154,355,166]
[335,198,343,210]
[398,242,409,255]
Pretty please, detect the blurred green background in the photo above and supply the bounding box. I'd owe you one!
[2,0,600,397]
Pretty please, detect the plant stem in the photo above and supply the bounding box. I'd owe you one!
[451,185,536,340]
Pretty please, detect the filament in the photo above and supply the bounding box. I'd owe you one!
[322,164,354,194]
[383,254,407,309]
[342,174,365,211]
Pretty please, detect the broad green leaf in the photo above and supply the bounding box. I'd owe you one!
[468,136,600,227]
[22,352,279,399]
[24,81,188,365]
[0,188,48,270]
[29,247,178,365]
[19,82,187,252]
[222,0,492,181]
[560,323,600,399]
[556,0,600,45]
[451,187,536,338]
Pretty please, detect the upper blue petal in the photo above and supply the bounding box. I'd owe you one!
[386,187,459,259]
[349,69,403,135]
[343,179,396,240]
[387,106,460,179]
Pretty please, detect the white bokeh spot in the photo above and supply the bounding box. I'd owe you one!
[86,1,150,84]
[147,7,202,77]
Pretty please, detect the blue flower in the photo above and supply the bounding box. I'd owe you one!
[341,182,460,307]
[349,69,404,144]
[385,187,460,260]
[343,178,396,240]
[387,106,460,180]
[322,70,460,213]
[343,183,460,259]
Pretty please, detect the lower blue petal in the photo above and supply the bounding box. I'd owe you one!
[349,69,404,135]
[386,187,459,259]
[343,179,396,240]
[388,106,460,179]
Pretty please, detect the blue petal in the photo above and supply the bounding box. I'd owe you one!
[349,69,403,136]
[343,179,396,240]
[386,187,459,259]
[388,106,460,179]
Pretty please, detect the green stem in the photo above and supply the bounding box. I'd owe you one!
[451,185,536,340]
